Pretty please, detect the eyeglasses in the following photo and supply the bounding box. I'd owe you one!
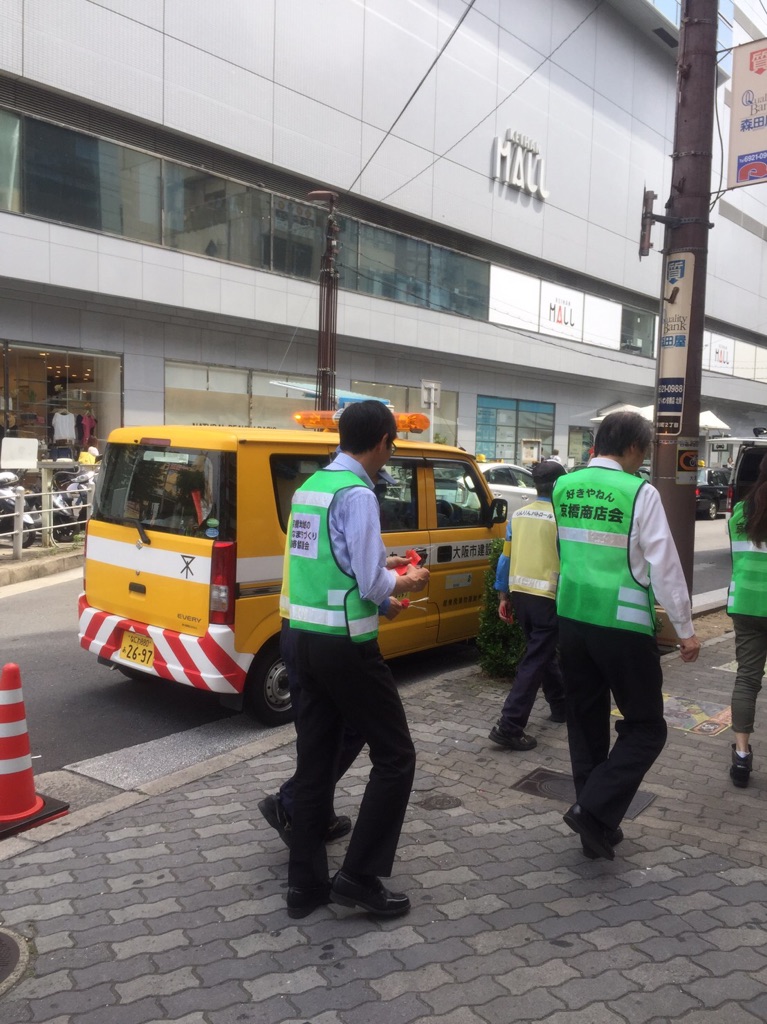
[389,440,398,454]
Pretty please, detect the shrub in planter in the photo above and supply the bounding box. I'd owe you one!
[476,537,526,679]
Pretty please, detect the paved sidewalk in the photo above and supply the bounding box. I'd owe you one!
[1,623,766,1024]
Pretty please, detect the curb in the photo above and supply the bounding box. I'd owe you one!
[0,552,83,589]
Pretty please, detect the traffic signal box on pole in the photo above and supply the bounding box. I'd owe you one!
[0,662,69,839]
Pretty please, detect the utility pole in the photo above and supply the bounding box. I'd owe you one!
[647,0,718,592]
[308,191,339,412]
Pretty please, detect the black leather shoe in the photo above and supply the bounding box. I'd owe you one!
[258,795,292,848]
[286,883,331,919]
[259,796,353,847]
[325,815,352,842]
[563,803,616,860]
[582,826,623,860]
[330,871,411,917]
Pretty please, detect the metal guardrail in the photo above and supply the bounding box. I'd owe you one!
[0,481,95,560]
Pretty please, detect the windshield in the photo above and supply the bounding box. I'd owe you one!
[93,443,235,539]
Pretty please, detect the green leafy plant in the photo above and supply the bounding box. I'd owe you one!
[476,537,527,678]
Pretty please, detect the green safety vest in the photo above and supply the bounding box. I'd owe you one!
[727,502,767,616]
[553,467,655,635]
[288,469,380,642]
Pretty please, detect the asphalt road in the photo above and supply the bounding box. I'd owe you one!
[1,521,730,782]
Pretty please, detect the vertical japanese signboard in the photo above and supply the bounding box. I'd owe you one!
[656,253,695,436]
[728,38,767,189]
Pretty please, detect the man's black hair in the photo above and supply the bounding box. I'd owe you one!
[338,400,397,454]
[594,411,653,458]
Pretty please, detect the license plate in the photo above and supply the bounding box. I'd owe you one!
[119,632,155,668]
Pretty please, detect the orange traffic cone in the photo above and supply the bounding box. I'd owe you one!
[0,663,68,839]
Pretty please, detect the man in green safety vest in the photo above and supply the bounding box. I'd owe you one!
[284,400,429,919]
[553,411,700,860]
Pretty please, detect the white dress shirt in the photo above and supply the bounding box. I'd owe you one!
[589,457,694,639]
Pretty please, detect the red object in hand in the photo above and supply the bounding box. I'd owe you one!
[394,549,422,575]
[401,598,410,609]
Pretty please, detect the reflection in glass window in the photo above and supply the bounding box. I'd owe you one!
[378,461,417,532]
[620,307,655,358]
[164,164,269,266]
[429,246,489,319]
[25,119,161,241]
[433,460,486,528]
[0,110,21,212]
[272,198,324,279]
[270,454,331,532]
[357,223,429,307]
[351,379,458,446]
[338,216,359,290]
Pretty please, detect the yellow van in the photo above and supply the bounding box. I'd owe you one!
[78,423,507,725]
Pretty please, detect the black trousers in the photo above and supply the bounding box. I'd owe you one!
[499,592,565,734]
[287,631,416,888]
[278,620,366,817]
[558,617,667,831]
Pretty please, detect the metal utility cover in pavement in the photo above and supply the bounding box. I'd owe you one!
[0,928,28,997]
[513,767,655,819]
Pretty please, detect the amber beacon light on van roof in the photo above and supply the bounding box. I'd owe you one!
[292,410,430,434]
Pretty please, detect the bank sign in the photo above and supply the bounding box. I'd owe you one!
[728,38,767,188]
[492,130,549,200]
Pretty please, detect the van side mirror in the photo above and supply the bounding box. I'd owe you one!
[489,497,508,525]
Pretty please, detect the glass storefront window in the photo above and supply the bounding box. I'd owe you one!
[476,395,554,462]
[357,224,429,307]
[164,164,269,267]
[429,247,489,319]
[351,380,458,445]
[164,364,316,429]
[1,343,121,459]
[620,307,655,358]
[0,110,21,213]
[24,119,161,242]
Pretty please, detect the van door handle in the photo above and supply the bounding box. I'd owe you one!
[437,545,453,563]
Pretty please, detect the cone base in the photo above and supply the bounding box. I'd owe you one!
[0,794,69,840]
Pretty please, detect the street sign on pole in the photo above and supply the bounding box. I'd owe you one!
[728,37,767,189]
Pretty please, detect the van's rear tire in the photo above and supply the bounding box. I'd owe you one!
[245,637,294,726]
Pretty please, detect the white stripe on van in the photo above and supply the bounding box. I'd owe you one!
[87,536,211,582]
[236,555,284,584]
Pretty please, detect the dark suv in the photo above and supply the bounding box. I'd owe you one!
[731,440,767,508]
[696,467,730,520]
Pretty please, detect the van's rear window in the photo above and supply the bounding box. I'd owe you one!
[93,444,235,539]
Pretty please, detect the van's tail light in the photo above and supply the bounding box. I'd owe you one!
[695,488,701,498]
[210,541,236,625]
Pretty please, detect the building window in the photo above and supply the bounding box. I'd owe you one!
[356,223,429,307]
[351,380,458,445]
[0,110,21,213]
[271,198,324,279]
[24,119,161,242]
[164,364,315,429]
[620,307,655,358]
[164,164,269,267]
[429,246,489,319]
[1,342,121,459]
[476,395,554,463]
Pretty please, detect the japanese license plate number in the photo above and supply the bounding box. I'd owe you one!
[119,632,155,668]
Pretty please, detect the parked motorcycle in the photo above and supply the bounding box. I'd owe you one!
[0,471,42,548]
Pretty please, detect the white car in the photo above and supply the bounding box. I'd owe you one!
[478,462,536,514]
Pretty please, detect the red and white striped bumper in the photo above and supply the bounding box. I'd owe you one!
[78,596,252,694]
